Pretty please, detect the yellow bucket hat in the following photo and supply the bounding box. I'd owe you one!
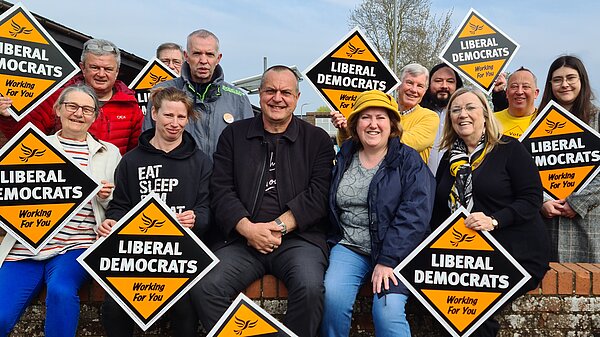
[348,90,400,122]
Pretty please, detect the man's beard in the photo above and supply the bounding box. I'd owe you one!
[432,91,451,109]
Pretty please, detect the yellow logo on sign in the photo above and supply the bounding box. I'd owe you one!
[345,42,365,58]
[529,108,584,139]
[458,14,496,38]
[430,218,494,251]
[218,303,278,337]
[449,227,475,247]
[118,203,183,236]
[9,20,32,38]
[18,143,45,162]
[131,64,175,90]
[331,35,377,62]
[0,11,48,44]
[0,133,64,166]
[545,119,566,134]
[139,213,165,233]
[233,316,257,335]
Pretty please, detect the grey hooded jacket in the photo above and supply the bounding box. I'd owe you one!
[143,62,254,157]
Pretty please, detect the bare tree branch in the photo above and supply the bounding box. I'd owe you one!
[349,0,454,72]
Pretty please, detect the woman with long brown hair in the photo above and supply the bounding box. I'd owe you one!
[539,55,600,262]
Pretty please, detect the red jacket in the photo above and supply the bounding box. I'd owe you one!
[0,74,143,155]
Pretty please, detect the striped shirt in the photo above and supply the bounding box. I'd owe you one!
[6,136,97,261]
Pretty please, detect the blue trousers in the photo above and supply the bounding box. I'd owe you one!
[0,249,89,337]
[191,237,327,337]
[320,244,411,337]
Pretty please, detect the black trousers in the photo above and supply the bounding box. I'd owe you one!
[101,292,198,337]
[191,237,328,337]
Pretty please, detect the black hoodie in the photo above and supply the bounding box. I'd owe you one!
[106,128,212,236]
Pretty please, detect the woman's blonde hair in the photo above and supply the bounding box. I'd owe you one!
[439,87,503,152]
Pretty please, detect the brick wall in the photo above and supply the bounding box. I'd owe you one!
[8,263,600,336]
[0,130,6,146]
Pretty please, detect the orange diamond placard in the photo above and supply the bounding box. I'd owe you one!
[128,58,177,115]
[303,27,399,118]
[0,4,79,121]
[519,100,600,200]
[0,123,100,253]
[207,293,297,337]
[439,9,519,94]
[77,194,219,331]
[394,208,530,337]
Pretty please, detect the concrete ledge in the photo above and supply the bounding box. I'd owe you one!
[8,263,600,336]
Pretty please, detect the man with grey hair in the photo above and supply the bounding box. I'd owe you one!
[156,42,184,75]
[143,29,253,157]
[331,63,439,162]
[192,65,334,336]
[0,38,143,155]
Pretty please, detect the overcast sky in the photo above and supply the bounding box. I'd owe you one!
[16,0,600,112]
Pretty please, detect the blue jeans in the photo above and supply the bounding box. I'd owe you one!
[320,244,411,337]
[0,249,89,337]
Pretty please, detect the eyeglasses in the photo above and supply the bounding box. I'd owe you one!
[449,104,483,115]
[63,102,96,116]
[551,75,579,86]
[85,43,117,53]
[160,58,183,66]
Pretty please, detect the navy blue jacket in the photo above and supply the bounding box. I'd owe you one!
[328,137,435,295]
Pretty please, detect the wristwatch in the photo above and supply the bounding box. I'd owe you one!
[490,217,499,231]
[274,218,287,235]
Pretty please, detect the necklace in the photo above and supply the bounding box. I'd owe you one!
[399,106,416,116]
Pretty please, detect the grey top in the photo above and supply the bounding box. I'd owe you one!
[336,152,380,255]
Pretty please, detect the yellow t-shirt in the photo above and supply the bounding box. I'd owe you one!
[494,108,537,139]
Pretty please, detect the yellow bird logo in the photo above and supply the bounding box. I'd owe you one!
[233,316,258,335]
[545,119,566,134]
[139,213,165,233]
[19,143,45,162]
[450,228,475,247]
[468,23,483,35]
[149,73,167,86]
[346,42,365,58]
[10,20,33,38]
